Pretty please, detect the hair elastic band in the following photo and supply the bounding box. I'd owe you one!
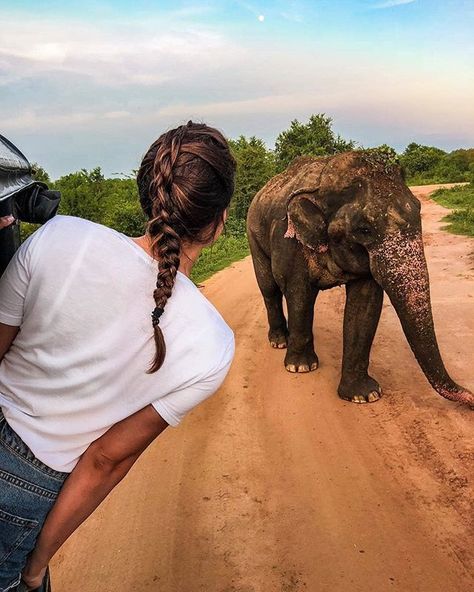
[151,306,165,327]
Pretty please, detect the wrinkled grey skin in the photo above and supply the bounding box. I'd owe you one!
[246,151,473,407]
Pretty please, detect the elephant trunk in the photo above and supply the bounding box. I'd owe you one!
[369,230,473,408]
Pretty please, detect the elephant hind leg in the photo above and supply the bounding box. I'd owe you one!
[248,236,288,348]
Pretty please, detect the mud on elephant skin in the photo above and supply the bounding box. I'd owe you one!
[246,151,473,408]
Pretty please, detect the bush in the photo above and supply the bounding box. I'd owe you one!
[430,183,474,237]
[190,233,249,283]
[400,144,474,185]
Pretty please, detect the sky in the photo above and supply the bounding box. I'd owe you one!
[0,0,473,178]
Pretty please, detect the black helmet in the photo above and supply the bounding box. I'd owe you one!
[0,135,61,275]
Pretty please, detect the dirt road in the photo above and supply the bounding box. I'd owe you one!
[53,185,473,592]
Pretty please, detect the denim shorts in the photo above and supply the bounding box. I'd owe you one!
[0,409,69,592]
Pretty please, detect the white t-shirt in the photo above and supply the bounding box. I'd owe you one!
[0,215,234,472]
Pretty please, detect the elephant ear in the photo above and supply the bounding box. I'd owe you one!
[285,191,328,253]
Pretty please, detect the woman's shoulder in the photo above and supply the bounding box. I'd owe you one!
[31,215,130,254]
[27,215,107,246]
[170,274,234,351]
[21,216,137,277]
[38,215,112,235]
[12,216,93,266]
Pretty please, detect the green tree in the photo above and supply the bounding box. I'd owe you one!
[445,149,474,173]
[433,149,474,183]
[228,135,276,224]
[399,143,446,178]
[55,167,107,223]
[31,163,51,185]
[274,114,355,171]
[100,178,146,236]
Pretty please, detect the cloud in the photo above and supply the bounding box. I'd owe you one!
[2,31,472,139]
[0,15,246,88]
[1,5,472,177]
[103,111,131,120]
[3,110,97,130]
[373,0,416,8]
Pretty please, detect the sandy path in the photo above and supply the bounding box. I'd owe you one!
[53,184,473,592]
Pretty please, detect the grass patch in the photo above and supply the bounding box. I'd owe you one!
[191,233,249,284]
[407,175,466,186]
[430,184,474,237]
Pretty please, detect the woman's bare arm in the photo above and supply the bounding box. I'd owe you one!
[0,321,20,361]
[22,404,169,587]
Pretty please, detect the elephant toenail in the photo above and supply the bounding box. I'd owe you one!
[286,364,297,373]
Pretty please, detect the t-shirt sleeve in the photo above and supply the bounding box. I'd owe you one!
[152,334,235,426]
[0,231,38,326]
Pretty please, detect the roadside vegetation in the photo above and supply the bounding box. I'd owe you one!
[191,232,249,283]
[430,183,474,237]
[399,145,474,185]
[25,113,473,281]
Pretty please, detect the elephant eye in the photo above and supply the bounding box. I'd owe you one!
[357,227,371,235]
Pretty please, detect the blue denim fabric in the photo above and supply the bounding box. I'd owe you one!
[0,409,69,592]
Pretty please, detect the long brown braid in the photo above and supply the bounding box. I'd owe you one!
[137,121,236,374]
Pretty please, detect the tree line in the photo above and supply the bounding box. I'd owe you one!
[28,113,474,243]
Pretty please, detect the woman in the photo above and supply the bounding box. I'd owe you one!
[0,121,236,591]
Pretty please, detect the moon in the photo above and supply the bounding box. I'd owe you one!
[258,14,265,22]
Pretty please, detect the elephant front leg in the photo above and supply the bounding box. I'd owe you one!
[284,284,319,373]
[338,278,384,403]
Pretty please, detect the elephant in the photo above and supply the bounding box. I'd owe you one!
[246,150,473,407]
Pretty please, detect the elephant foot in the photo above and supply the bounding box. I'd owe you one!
[285,348,319,373]
[269,329,288,349]
[338,375,382,404]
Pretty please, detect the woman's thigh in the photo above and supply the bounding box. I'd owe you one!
[0,411,68,592]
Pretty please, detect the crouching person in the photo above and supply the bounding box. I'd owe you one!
[0,122,236,591]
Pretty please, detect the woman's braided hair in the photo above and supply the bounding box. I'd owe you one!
[137,121,236,374]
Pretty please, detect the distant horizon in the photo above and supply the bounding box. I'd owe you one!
[27,129,473,182]
[1,0,473,178]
